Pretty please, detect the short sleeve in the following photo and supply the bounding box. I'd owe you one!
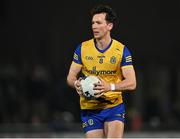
[73,44,82,65]
[121,46,133,67]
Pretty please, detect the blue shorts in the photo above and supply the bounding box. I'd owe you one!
[81,103,125,133]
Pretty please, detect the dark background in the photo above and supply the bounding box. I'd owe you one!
[0,0,180,136]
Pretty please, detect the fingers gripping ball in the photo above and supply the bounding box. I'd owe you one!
[80,76,101,98]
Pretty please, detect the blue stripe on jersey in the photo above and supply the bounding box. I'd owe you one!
[121,46,133,66]
[73,44,82,64]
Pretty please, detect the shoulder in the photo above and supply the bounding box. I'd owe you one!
[81,38,94,47]
[112,39,126,53]
[112,39,132,52]
[74,39,94,52]
[112,39,125,49]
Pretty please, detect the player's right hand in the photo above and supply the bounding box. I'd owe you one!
[74,77,83,96]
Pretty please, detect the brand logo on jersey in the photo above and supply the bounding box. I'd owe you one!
[116,48,120,51]
[97,56,105,58]
[85,56,93,60]
[110,56,116,64]
[86,66,116,75]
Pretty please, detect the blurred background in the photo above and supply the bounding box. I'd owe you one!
[0,0,180,137]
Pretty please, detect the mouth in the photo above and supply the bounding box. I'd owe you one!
[93,31,99,35]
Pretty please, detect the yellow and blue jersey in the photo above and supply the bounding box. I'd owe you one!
[72,39,133,110]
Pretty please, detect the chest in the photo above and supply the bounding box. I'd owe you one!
[81,48,122,70]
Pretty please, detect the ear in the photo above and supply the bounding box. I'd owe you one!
[107,23,113,31]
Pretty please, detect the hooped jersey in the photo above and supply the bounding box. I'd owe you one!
[72,39,133,110]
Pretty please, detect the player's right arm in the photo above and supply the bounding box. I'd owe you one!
[67,44,83,95]
[67,63,83,96]
[67,62,82,89]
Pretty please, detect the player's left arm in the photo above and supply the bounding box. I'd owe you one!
[94,66,136,93]
[94,46,136,94]
[114,45,137,91]
[112,66,136,91]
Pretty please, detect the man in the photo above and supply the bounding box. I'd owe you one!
[67,5,136,138]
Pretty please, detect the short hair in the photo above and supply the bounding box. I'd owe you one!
[90,5,118,24]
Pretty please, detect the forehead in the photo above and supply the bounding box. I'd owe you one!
[92,13,106,21]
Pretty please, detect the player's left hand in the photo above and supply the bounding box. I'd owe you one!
[93,77,111,98]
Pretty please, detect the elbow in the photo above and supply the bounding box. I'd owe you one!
[66,78,69,86]
[66,76,71,86]
[129,81,137,91]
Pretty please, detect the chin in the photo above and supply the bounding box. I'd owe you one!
[94,36,101,40]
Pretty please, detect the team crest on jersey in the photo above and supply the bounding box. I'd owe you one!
[88,119,94,126]
[110,56,116,64]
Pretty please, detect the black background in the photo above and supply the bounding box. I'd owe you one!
[0,0,180,133]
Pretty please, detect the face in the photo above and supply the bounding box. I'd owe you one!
[92,13,113,39]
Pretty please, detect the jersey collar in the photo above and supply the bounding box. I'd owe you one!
[94,39,113,53]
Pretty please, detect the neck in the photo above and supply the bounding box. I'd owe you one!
[96,35,112,50]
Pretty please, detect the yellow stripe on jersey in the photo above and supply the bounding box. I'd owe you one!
[126,56,132,63]
[126,60,132,63]
[126,56,132,60]
[126,57,132,60]
[72,61,82,67]
[73,53,79,61]
[121,65,133,69]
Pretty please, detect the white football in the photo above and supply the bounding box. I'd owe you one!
[80,76,101,98]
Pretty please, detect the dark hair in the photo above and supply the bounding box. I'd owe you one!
[90,5,117,24]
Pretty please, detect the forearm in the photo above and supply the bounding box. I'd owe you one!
[67,63,82,89]
[112,67,136,92]
[113,78,136,92]
[67,75,77,89]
